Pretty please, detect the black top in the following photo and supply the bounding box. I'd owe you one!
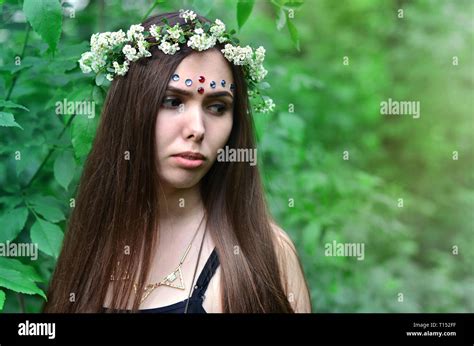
[104,248,220,313]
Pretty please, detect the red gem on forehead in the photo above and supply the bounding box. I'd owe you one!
[198,76,205,83]
[197,87,204,94]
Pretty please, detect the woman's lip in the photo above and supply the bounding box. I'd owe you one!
[173,152,206,160]
[172,155,204,169]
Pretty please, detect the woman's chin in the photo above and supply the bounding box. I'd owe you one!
[160,173,202,190]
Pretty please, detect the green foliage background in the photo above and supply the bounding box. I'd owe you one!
[0,0,472,313]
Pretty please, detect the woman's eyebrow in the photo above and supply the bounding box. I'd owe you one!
[166,85,234,99]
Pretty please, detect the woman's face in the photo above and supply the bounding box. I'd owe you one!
[155,49,234,190]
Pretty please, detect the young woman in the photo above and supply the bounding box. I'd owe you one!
[43,10,311,313]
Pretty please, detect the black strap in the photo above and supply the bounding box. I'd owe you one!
[191,248,220,300]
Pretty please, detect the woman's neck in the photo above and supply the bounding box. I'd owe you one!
[156,183,206,237]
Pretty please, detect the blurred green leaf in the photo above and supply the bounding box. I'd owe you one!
[53,151,75,190]
[71,115,99,159]
[0,112,23,130]
[276,8,287,31]
[23,0,62,52]
[0,100,29,112]
[0,289,5,311]
[192,0,214,16]
[237,0,255,30]
[95,73,105,86]
[286,12,300,51]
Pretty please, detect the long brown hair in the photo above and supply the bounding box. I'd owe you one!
[43,11,295,313]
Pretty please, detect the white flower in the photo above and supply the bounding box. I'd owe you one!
[251,64,268,82]
[149,24,161,40]
[158,40,180,55]
[187,33,216,51]
[254,46,266,64]
[210,19,226,38]
[263,98,275,113]
[78,51,94,73]
[221,44,253,65]
[113,60,130,76]
[127,24,144,41]
[122,44,138,61]
[90,53,107,73]
[167,24,183,41]
[137,40,152,58]
[109,30,127,46]
[79,17,272,113]
[90,32,111,54]
[253,96,275,113]
[179,9,197,23]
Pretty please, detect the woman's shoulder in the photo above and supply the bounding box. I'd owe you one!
[270,222,297,253]
[269,221,312,313]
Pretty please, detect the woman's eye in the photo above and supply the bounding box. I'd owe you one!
[208,103,228,115]
[161,97,183,109]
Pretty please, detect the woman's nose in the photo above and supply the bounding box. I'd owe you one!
[182,104,205,142]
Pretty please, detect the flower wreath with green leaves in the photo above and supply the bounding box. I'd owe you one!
[78,9,275,113]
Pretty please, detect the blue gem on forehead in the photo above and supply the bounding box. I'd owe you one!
[171,74,180,81]
[185,79,193,86]
[210,81,216,89]
[230,83,236,91]
[221,80,226,87]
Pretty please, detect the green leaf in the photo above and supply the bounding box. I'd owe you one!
[53,151,76,190]
[192,0,214,16]
[0,207,29,243]
[31,204,65,223]
[0,258,43,283]
[283,0,305,8]
[278,112,305,143]
[23,0,62,52]
[0,268,46,300]
[0,195,23,208]
[276,8,287,31]
[286,12,300,51]
[30,219,64,259]
[0,289,5,311]
[95,73,105,86]
[71,114,99,158]
[237,0,255,30]
[92,85,105,105]
[0,100,29,112]
[0,112,23,130]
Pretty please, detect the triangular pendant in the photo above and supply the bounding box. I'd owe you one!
[159,265,185,290]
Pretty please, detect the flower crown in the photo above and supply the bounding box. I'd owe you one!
[78,9,275,113]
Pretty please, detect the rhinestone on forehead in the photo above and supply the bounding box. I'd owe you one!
[171,74,180,81]
[210,81,216,89]
[198,76,205,83]
[185,79,193,86]
[221,80,226,87]
[197,87,204,94]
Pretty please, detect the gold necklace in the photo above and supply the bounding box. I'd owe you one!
[110,215,206,304]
